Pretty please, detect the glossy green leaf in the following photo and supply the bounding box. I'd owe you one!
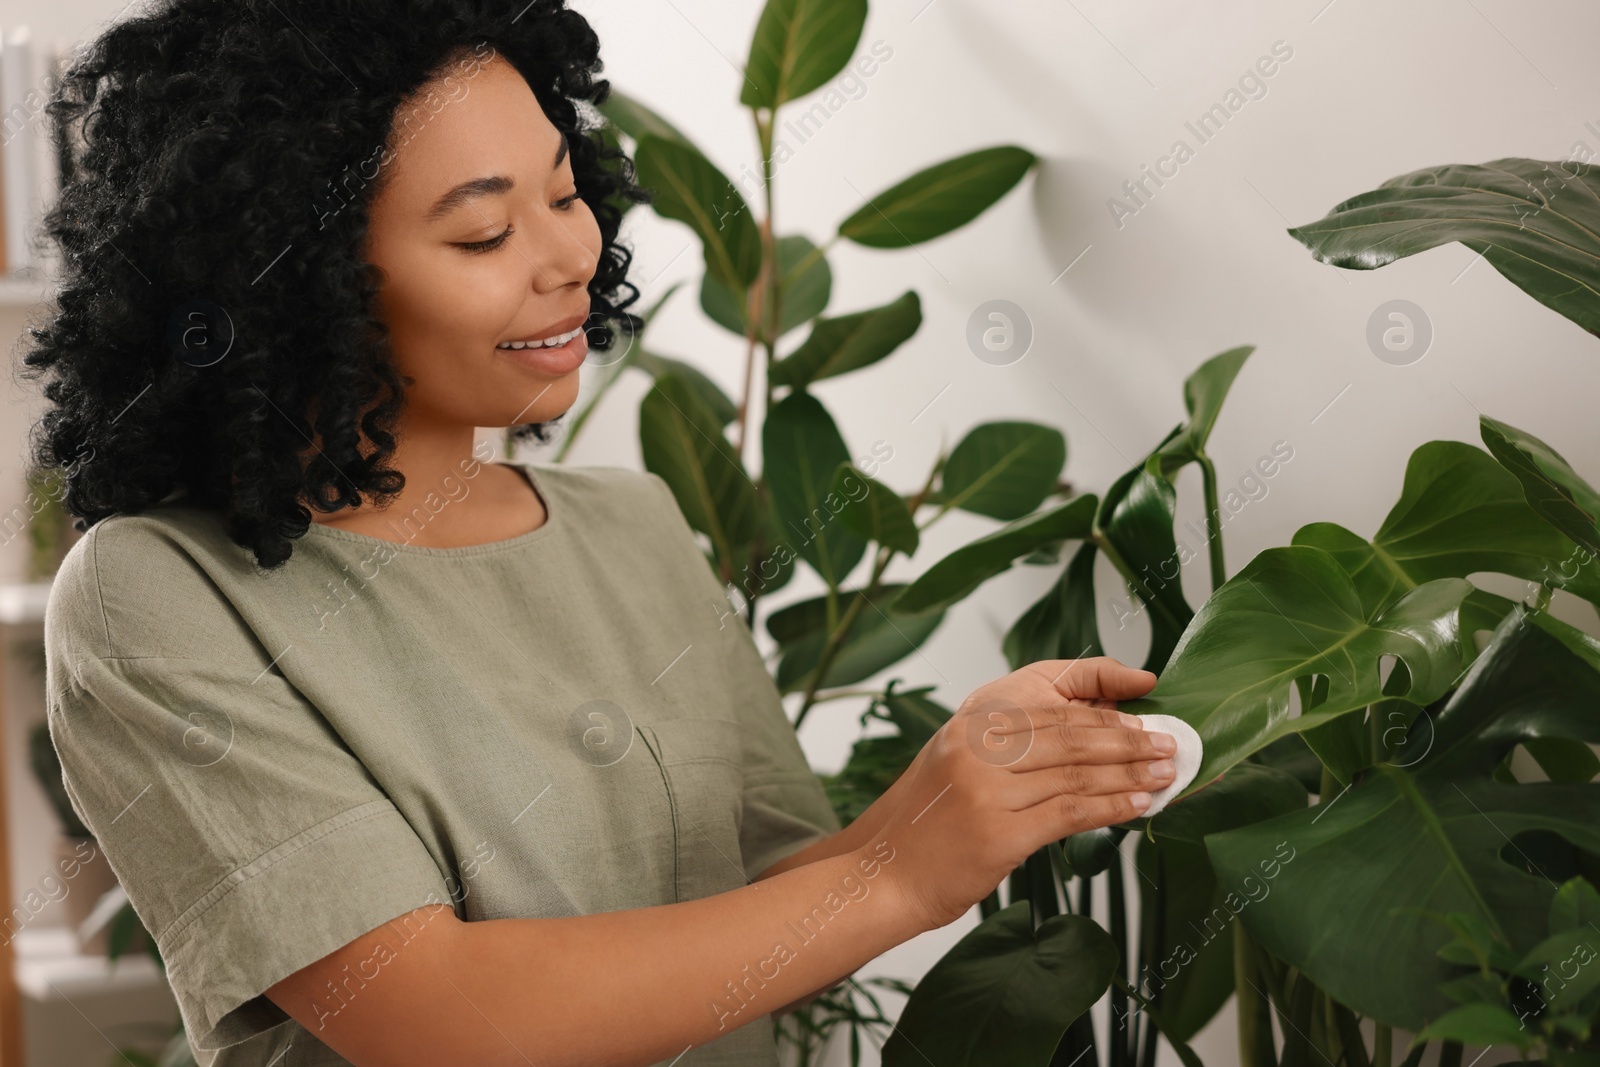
[1095,465,1194,675]
[1144,763,1309,845]
[882,904,1116,1066]
[633,134,762,289]
[1291,441,1600,624]
[838,146,1038,248]
[1146,345,1255,480]
[769,291,921,389]
[631,350,738,427]
[763,391,869,587]
[640,375,761,564]
[700,233,833,340]
[941,422,1067,521]
[772,585,946,694]
[889,494,1099,615]
[1003,541,1102,670]
[740,0,868,110]
[596,88,692,145]
[1252,732,1326,794]
[831,462,918,555]
[1286,157,1600,335]
[1206,605,1600,1030]
[1480,414,1600,558]
[1119,545,1475,790]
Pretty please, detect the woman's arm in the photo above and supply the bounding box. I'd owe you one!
[267,842,920,1067]
[751,774,914,1017]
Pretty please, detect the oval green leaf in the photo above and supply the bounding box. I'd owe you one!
[769,290,921,389]
[740,0,868,111]
[942,421,1067,521]
[633,134,762,289]
[838,145,1038,248]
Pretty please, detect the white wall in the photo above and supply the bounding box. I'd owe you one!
[2,0,1596,1064]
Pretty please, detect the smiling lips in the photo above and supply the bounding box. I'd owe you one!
[497,311,587,350]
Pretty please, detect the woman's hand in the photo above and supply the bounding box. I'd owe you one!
[871,657,1174,932]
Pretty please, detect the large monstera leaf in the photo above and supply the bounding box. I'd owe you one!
[1286,157,1600,336]
[882,903,1117,1066]
[1119,545,1474,789]
[1293,440,1600,621]
[1480,414,1600,559]
[1205,603,1600,1031]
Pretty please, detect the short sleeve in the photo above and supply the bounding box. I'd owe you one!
[44,522,456,1051]
[639,472,843,880]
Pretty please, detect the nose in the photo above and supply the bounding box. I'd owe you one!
[526,210,598,296]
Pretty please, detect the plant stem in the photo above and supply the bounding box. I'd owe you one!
[792,460,942,730]
[1108,850,1130,1067]
[1437,1040,1463,1067]
[1235,923,1278,1067]
[793,544,892,731]
[1198,455,1226,593]
[1374,1023,1392,1067]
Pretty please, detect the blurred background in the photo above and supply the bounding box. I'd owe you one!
[0,0,1596,1064]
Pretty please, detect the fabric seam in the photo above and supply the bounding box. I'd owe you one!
[160,799,404,951]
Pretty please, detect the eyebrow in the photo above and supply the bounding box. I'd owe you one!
[423,132,571,222]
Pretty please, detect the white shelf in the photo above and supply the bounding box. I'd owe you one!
[0,581,50,625]
[13,926,164,1001]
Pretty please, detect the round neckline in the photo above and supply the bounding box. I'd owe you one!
[300,461,560,557]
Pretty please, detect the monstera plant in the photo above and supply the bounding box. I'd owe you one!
[558,0,1600,1055]
[864,158,1600,1067]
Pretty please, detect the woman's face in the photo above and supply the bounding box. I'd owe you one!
[360,52,602,434]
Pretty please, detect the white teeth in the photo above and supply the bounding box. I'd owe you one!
[498,326,582,350]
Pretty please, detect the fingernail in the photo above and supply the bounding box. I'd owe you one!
[1150,759,1175,780]
[1130,792,1151,812]
[1152,732,1177,755]
[1119,711,1143,728]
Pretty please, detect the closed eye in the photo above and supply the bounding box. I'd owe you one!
[453,194,581,254]
[455,226,513,255]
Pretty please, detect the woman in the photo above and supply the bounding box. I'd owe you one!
[27,2,1179,1064]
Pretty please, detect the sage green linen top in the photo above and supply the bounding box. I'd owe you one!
[43,461,842,1066]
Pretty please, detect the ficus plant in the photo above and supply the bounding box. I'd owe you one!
[558,1,1048,1059]
[555,1,1600,1059]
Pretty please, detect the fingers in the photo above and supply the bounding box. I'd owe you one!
[1037,656,1159,702]
[1009,718,1177,773]
[1008,756,1176,809]
[1023,788,1151,839]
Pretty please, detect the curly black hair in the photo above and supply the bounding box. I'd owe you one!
[19,0,649,569]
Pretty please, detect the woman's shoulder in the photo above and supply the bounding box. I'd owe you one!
[46,504,252,660]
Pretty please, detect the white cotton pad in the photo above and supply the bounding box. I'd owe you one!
[1135,713,1203,817]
